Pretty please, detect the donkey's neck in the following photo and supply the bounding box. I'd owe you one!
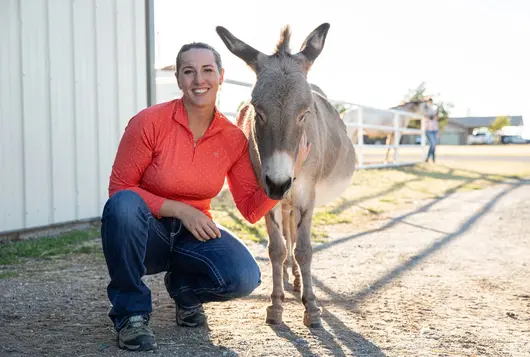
[394,102,421,113]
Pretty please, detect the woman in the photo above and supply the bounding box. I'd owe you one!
[425,98,439,163]
[101,42,309,351]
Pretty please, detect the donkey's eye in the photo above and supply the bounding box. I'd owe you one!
[299,111,309,123]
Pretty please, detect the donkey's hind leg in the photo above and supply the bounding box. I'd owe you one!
[281,203,292,285]
[282,202,302,292]
[265,206,287,325]
[289,209,301,292]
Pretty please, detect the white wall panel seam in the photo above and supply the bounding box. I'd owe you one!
[132,0,138,113]
[92,0,101,215]
[45,0,55,224]
[69,0,79,220]
[17,0,27,229]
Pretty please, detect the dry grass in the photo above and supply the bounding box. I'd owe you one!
[211,160,530,243]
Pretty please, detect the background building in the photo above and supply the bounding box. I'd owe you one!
[440,116,524,145]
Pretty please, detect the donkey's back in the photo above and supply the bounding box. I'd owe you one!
[299,85,356,207]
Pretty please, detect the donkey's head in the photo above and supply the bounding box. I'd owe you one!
[398,99,432,116]
[216,23,330,200]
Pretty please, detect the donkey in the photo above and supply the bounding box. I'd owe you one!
[216,23,356,327]
[343,99,430,163]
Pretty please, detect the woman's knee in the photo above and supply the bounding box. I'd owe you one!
[223,268,261,299]
[221,250,261,298]
[103,190,147,219]
[101,190,150,243]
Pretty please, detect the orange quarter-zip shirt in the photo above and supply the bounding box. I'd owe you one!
[109,98,278,224]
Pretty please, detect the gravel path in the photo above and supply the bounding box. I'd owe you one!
[1,179,529,357]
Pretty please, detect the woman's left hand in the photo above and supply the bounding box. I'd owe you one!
[294,131,311,177]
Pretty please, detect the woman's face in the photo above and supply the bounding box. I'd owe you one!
[177,48,224,109]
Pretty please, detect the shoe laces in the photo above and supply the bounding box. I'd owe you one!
[124,315,150,331]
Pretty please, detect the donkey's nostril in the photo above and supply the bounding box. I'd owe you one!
[265,175,273,188]
[264,175,293,199]
[281,179,292,192]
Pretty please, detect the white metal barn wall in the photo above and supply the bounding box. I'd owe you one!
[0,0,149,234]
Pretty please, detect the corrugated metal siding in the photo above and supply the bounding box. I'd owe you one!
[0,0,148,233]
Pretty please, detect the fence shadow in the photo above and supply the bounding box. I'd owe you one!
[330,177,422,215]
[312,178,472,255]
[310,179,526,311]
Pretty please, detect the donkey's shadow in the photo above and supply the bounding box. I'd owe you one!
[265,279,387,357]
[267,306,387,357]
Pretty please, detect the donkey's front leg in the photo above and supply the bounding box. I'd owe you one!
[384,133,394,164]
[294,202,321,328]
[265,206,287,325]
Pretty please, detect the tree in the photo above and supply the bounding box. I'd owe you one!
[333,103,348,117]
[403,82,453,131]
[489,116,510,133]
[403,81,427,102]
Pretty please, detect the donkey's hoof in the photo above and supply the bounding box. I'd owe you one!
[293,279,302,292]
[266,318,282,325]
[266,306,283,325]
[303,310,322,328]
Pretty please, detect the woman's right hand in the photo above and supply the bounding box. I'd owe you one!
[160,200,221,242]
[179,205,221,242]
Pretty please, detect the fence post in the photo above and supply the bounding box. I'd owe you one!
[393,112,400,163]
[357,107,364,168]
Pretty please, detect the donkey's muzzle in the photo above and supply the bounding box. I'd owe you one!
[265,175,292,200]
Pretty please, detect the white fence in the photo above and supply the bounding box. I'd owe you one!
[336,101,427,169]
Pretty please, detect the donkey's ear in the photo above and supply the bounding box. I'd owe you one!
[294,23,330,72]
[216,26,264,72]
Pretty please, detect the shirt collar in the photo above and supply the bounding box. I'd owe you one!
[172,98,227,136]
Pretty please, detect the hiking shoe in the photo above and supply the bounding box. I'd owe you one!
[176,304,207,327]
[164,272,207,327]
[118,315,157,351]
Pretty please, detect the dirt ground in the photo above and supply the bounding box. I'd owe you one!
[1,179,529,357]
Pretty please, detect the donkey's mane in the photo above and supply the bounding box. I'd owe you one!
[275,25,292,54]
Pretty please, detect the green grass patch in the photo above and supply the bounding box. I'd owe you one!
[312,211,351,226]
[0,228,100,265]
[0,271,18,279]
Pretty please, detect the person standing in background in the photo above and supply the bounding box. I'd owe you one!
[425,98,439,163]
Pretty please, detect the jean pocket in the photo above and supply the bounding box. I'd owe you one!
[169,219,183,252]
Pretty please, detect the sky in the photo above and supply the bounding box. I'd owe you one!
[154,0,530,137]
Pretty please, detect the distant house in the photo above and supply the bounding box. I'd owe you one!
[440,116,524,145]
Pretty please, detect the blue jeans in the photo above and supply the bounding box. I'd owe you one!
[426,130,438,161]
[101,190,261,330]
